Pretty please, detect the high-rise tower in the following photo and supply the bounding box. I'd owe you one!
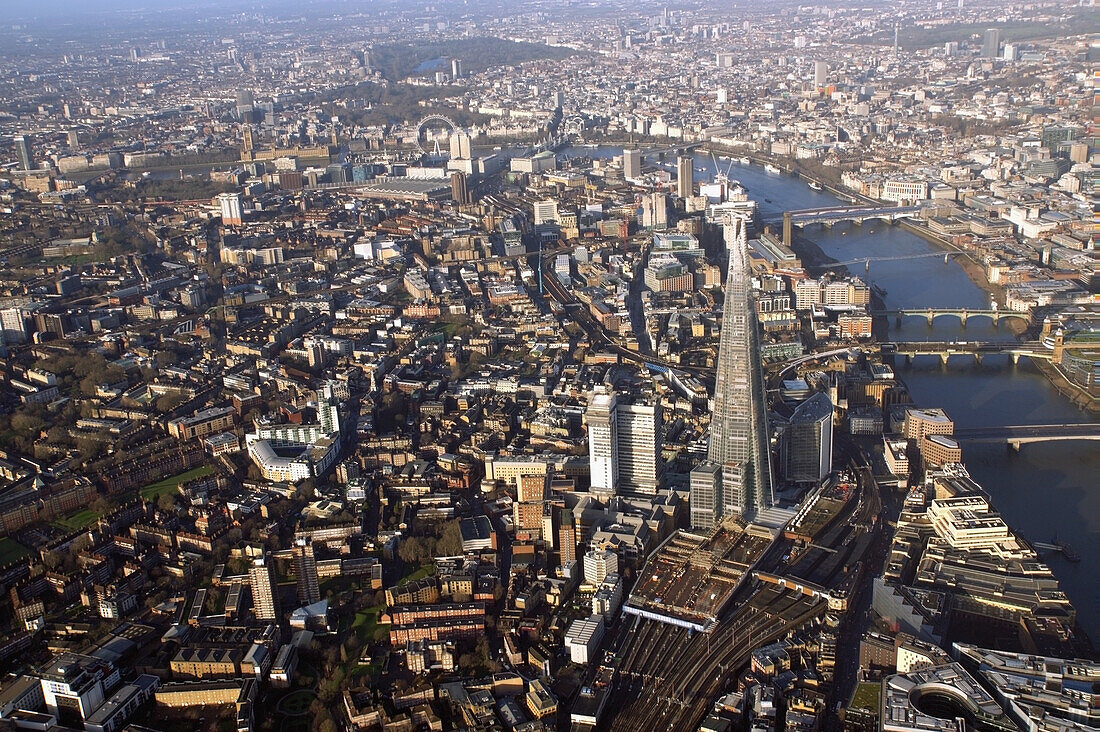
[587,389,619,497]
[587,389,663,498]
[249,556,280,621]
[216,192,243,226]
[623,148,642,180]
[293,538,321,605]
[677,155,693,199]
[690,213,773,529]
[781,392,833,483]
[982,29,1001,59]
[450,171,469,205]
[616,400,663,498]
[13,135,32,171]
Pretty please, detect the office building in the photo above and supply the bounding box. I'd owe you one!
[0,298,40,345]
[641,191,668,229]
[236,90,254,121]
[293,538,320,605]
[245,383,343,482]
[249,556,280,622]
[533,200,558,225]
[583,548,618,585]
[882,663,1008,732]
[37,653,121,725]
[982,28,1001,58]
[689,461,722,530]
[564,616,605,665]
[14,134,33,171]
[813,60,828,88]
[450,171,469,205]
[690,213,773,528]
[903,408,954,442]
[557,506,577,565]
[677,155,693,198]
[616,400,663,497]
[780,392,833,483]
[450,58,463,79]
[587,389,618,496]
[921,434,962,468]
[216,192,243,226]
[587,389,663,498]
[622,148,642,180]
[449,131,471,159]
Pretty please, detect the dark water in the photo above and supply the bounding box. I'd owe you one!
[563,146,1099,639]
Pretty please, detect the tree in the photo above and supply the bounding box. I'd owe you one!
[157,492,177,512]
[89,496,114,516]
[436,519,463,556]
[154,392,186,413]
[398,536,423,565]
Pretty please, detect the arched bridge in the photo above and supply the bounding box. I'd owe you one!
[779,205,924,245]
[872,308,1030,327]
[953,423,1100,450]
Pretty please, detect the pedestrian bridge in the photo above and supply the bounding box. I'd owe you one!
[871,308,1029,327]
[953,423,1100,450]
[780,205,923,245]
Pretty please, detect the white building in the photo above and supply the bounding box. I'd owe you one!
[215,192,243,226]
[583,548,618,586]
[616,401,663,497]
[533,200,559,225]
[565,615,605,664]
[592,573,623,622]
[587,390,618,496]
[246,383,343,482]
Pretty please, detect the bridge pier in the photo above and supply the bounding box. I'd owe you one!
[992,312,999,327]
[939,353,950,367]
[1010,352,1020,366]
[895,315,902,328]
[960,310,967,328]
[1009,440,1021,453]
[926,310,935,327]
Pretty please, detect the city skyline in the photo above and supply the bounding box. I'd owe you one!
[0,1,1094,730]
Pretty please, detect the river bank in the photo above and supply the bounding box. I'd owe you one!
[1032,358,1100,414]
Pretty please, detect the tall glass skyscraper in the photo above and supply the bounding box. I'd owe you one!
[690,213,773,529]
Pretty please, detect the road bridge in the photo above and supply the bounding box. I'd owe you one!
[779,205,924,245]
[953,423,1100,450]
[883,340,1051,365]
[872,308,1029,327]
[639,142,703,159]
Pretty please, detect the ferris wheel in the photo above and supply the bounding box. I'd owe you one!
[415,114,458,157]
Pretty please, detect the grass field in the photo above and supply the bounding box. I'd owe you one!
[52,509,100,531]
[850,681,881,711]
[0,537,31,565]
[352,605,390,643]
[140,465,214,500]
[398,563,434,585]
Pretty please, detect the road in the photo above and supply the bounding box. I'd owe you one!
[539,254,716,383]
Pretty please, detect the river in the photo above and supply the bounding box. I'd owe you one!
[562,145,1099,640]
